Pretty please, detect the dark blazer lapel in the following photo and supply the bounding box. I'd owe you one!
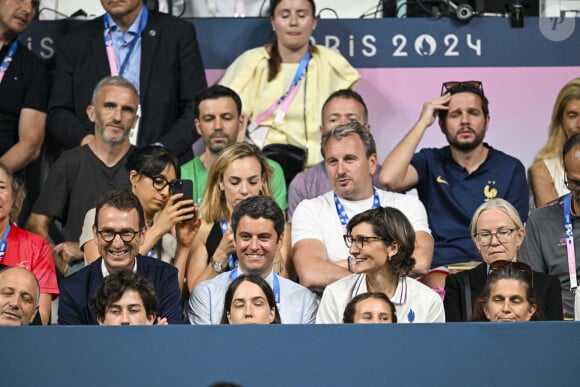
[139,12,160,98]
[92,16,112,79]
[470,263,488,300]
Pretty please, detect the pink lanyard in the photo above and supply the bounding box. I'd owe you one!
[247,46,311,132]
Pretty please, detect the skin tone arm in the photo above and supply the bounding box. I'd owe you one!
[278,223,297,281]
[0,109,46,173]
[186,222,235,294]
[173,207,201,294]
[411,231,434,276]
[38,293,51,326]
[292,239,351,292]
[380,94,451,192]
[528,160,559,207]
[26,213,72,275]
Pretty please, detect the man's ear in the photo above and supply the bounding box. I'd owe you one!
[87,105,96,123]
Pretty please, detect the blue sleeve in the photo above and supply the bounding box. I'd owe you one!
[58,280,84,325]
[188,282,211,325]
[157,267,185,324]
[505,159,529,222]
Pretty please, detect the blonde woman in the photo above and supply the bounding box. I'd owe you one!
[186,143,293,293]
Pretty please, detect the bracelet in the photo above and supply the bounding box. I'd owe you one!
[347,256,353,273]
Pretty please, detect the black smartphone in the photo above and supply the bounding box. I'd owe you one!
[170,179,194,205]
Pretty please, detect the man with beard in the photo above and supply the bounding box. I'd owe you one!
[26,76,136,276]
[47,0,206,163]
[380,81,528,294]
[180,85,287,210]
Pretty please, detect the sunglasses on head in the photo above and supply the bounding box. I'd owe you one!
[440,80,484,96]
[488,260,533,285]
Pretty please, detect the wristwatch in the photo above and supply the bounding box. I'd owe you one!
[210,257,224,274]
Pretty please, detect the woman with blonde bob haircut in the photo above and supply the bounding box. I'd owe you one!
[529,78,580,207]
[186,143,293,293]
[444,198,562,321]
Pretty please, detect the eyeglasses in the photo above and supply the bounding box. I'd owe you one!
[441,80,484,96]
[143,174,172,191]
[474,228,518,245]
[343,235,385,249]
[488,260,533,287]
[564,174,580,190]
[97,229,140,243]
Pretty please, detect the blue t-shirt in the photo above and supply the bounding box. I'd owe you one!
[411,144,528,267]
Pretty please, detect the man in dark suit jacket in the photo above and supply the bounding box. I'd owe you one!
[47,0,207,162]
[58,189,184,325]
[444,262,563,321]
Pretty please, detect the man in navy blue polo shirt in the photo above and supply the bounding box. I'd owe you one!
[379,81,528,294]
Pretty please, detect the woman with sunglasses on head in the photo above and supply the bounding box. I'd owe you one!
[529,78,580,207]
[220,274,281,325]
[185,143,293,294]
[219,0,360,171]
[444,198,562,321]
[80,145,200,292]
[472,265,541,322]
[316,206,444,324]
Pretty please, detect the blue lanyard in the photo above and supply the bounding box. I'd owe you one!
[0,40,18,85]
[103,7,148,76]
[334,188,381,229]
[0,223,12,263]
[563,193,577,292]
[230,268,281,306]
[220,220,237,270]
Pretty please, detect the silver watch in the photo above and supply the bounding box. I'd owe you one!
[210,258,224,274]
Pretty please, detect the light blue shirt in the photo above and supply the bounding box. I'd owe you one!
[106,6,144,94]
[188,269,318,325]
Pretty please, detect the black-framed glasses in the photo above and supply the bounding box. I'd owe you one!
[441,80,484,96]
[97,229,140,243]
[564,174,580,190]
[143,174,172,191]
[474,228,518,245]
[343,235,385,249]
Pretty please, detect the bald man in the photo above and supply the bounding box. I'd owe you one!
[0,266,40,326]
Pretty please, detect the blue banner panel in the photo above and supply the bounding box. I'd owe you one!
[1,322,578,387]
[20,17,580,69]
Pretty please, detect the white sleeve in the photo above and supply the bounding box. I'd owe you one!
[316,286,341,324]
[291,199,324,246]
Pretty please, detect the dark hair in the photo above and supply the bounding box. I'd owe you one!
[563,133,580,165]
[267,0,316,82]
[220,274,282,324]
[347,207,416,276]
[437,84,490,123]
[321,89,368,124]
[0,160,25,222]
[126,145,180,180]
[343,292,397,323]
[321,121,377,159]
[90,269,159,322]
[231,196,285,242]
[94,189,145,230]
[472,265,542,322]
[194,85,243,119]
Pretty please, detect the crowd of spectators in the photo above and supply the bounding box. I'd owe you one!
[1,0,578,328]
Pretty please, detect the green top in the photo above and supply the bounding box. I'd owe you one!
[180,156,288,210]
